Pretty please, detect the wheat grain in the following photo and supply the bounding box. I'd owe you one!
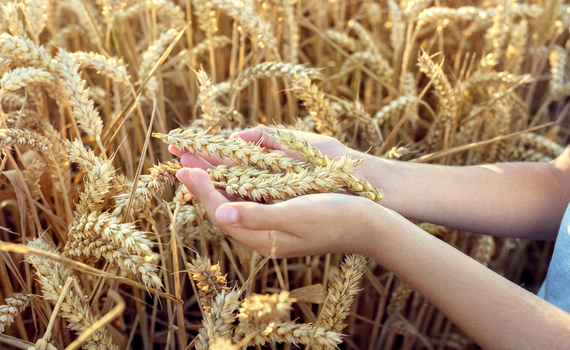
[102,0,127,23]
[271,129,384,202]
[374,95,416,126]
[550,45,567,100]
[472,235,495,267]
[64,234,163,288]
[482,2,511,68]
[112,160,181,218]
[339,51,393,85]
[323,29,360,52]
[2,110,42,130]
[0,67,54,97]
[504,20,528,74]
[212,166,344,202]
[197,68,223,128]
[388,1,405,54]
[282,0,299,64]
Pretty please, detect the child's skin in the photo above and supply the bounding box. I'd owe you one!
[171,126,570,349]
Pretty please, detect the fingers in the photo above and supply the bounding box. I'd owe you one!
[176,168,229,215]
[176,168,285,255]
[169,145,184,157]
[180,153,215,170]
[231,127,286,151]
[215,201,292,231]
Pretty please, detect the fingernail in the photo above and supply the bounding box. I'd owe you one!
[217,206,238,224]
[176,168,192,184]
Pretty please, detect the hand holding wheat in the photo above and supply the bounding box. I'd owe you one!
[176,167,380,258]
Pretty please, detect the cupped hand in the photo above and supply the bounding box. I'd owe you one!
[176,167,383,258]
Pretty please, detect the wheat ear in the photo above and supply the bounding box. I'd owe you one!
[186,255,230,313]
[318,254,367,337]
[0,293,30,334]
[154,129,305,172]
[26,238,119,350]
[211,0,277,52]
[195,290,241,350]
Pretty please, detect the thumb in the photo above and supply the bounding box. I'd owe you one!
[215,201,291,231]
[215,201,302,257]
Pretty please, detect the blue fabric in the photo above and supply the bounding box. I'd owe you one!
[537,202,570,312]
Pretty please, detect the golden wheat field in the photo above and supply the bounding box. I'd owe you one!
[0,0,567,348]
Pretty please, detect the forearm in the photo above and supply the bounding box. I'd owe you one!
[364,210,570,350]
[358,152,570,239]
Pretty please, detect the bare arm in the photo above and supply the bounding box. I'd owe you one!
[177,168,570,350]
[359,147,570,240]
[365,208,570,350]
[217,127,570,240]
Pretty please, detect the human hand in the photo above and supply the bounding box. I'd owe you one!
[168,126,371,179]
[176,167,383,258]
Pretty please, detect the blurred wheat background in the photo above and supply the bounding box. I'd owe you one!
[0,0,566,349]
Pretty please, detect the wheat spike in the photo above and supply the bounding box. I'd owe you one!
[186,255,230,313]
[0,293,30,334]
[211,165,344,202]
[139,28,178,92]
[23,0,49,38]
[314,254,367,350]
[472,235,495,267]
[27,238,119,350]
[233,62,323,93]
[0,33,55,71]
[195,290,241,350]
[191,36,232,58]
[71,52,130,84]
[55,49,104,145]
[197,69,223,128]
[211,0,277,53]
[23,158,45,200]
[193,0,218,34]
[2,2,25,37]
[339,51,394,85]
[119,0,185,26]
[234,291,296,344]
[387,280,413,315]
[242,321,342,348]
[324,29,360,52]
[154,129,306,172]
[0,128,53,153]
